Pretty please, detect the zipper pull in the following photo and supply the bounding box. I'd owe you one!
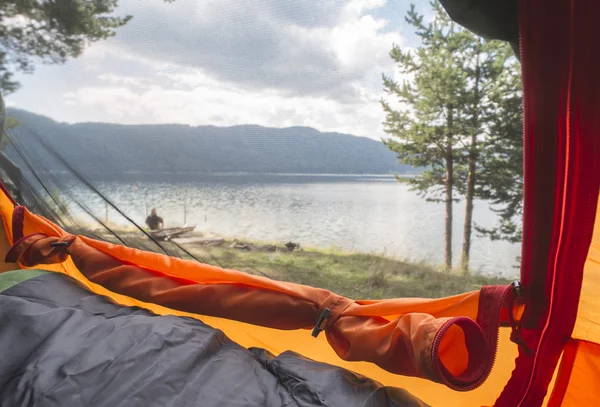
[511,280,524,299]
[311,308,332,338]
[509,281,535,356]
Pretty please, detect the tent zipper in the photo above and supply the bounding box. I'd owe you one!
[430,284,514,391]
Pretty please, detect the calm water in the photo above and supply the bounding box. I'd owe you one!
[69,174,521,278]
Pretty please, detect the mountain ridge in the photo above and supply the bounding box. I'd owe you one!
[6,108,414,178]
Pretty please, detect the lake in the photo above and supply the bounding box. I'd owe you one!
[69,174,521,278]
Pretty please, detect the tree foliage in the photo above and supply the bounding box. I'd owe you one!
[473,65,523,244]
[0,0,132,94]
[381,5,467,188]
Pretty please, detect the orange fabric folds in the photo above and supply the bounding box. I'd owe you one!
[5,207,512,391]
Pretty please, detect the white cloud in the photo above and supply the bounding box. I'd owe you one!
[13,0,414,140]
[96,73,157,88]
[341,0,387,21]
[63,68,388,138]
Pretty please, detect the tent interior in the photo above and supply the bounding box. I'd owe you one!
[0,0,599,406]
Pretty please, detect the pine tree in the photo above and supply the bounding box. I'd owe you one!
[382,1,523,272]
[456,37,521,272]
[381,2,469,271]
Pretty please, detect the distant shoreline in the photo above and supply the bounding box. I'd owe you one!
[23,171,418,182]
[31,171,415,176]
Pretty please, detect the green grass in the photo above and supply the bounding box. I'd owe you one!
[199,246,509,299]
[86,229,510,300]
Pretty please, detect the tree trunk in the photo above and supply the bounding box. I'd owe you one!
[461,138,477,273]
[444,107,454,272]
[461,40,482,274]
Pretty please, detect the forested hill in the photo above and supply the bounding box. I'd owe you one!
[6,108,414,177]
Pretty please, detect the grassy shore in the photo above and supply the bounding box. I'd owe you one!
[194,244,511,299]
[90,228,511,300]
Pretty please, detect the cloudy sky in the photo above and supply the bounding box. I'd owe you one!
[7,0,430,139]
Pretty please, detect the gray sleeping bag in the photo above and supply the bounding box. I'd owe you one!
[0,270,428,407]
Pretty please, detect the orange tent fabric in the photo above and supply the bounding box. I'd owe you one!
[545,199,600,407]
[5,205,515,392]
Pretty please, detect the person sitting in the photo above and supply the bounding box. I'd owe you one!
[145,208,164,231]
